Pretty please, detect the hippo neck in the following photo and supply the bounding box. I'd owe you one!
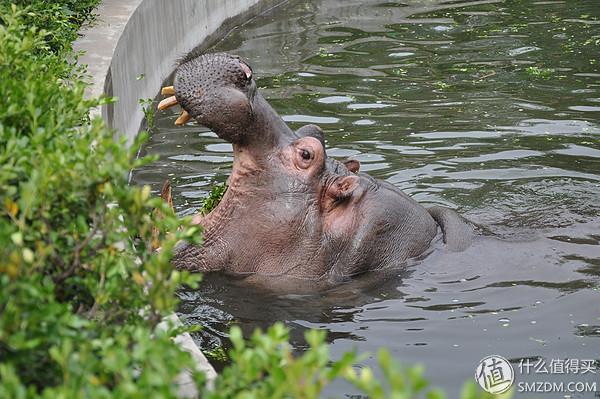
[201,147,272,242]
[198,92,298,268]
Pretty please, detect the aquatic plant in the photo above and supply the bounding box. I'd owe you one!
[525,66,555,79]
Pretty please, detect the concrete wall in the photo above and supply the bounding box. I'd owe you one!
[75,0,280,145]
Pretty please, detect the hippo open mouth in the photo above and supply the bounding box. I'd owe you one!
[159,53,297,149]
[158,52,472,282]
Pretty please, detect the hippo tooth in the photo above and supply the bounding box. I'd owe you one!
[161,86,175,95]
[157,96,178,111]
[239,62,252,79]
[175,110,191,126]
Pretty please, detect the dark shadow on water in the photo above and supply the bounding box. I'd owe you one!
[177,267,414,368]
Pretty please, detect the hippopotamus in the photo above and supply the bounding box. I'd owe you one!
[158,53,472,283]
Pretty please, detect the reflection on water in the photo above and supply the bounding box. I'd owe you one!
[132,0,600,396]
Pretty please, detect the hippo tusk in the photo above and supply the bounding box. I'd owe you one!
[158,95,178,111]
[161,86,175,95]
[175,110,191,126]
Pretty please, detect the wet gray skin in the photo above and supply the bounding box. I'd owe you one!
[170,53,472,282]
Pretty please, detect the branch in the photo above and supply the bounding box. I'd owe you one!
[54,212,100,283]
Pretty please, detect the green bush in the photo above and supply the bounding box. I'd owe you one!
[0,3,203,397]
[0,2,509,398]
[5,0,99,52]
[205,323,509,399]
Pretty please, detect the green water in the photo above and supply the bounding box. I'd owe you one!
[132,0,600,396]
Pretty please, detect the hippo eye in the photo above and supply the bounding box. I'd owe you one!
[301,149,312,161]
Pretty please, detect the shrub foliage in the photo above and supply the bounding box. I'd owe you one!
[0,2,202,396]
[203,323,510,399]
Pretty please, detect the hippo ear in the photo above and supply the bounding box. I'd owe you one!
[328,175,359,200]
[343,159,360,173]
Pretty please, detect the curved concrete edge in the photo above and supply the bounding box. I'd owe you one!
[159,314,218,397]
[75,0,284,145]
[74,0,287,395]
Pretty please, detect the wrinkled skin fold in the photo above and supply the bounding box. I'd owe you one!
[165,53,473,283]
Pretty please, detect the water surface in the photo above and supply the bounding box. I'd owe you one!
[132,0,600,396]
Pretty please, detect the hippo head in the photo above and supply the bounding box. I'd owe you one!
[162,53,441,281]
[173,54,258,144]
[167,52,360,210]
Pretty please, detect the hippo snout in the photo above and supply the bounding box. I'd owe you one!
[158,53,258,143]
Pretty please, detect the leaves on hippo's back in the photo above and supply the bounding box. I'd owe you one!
[200,182,227,215]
